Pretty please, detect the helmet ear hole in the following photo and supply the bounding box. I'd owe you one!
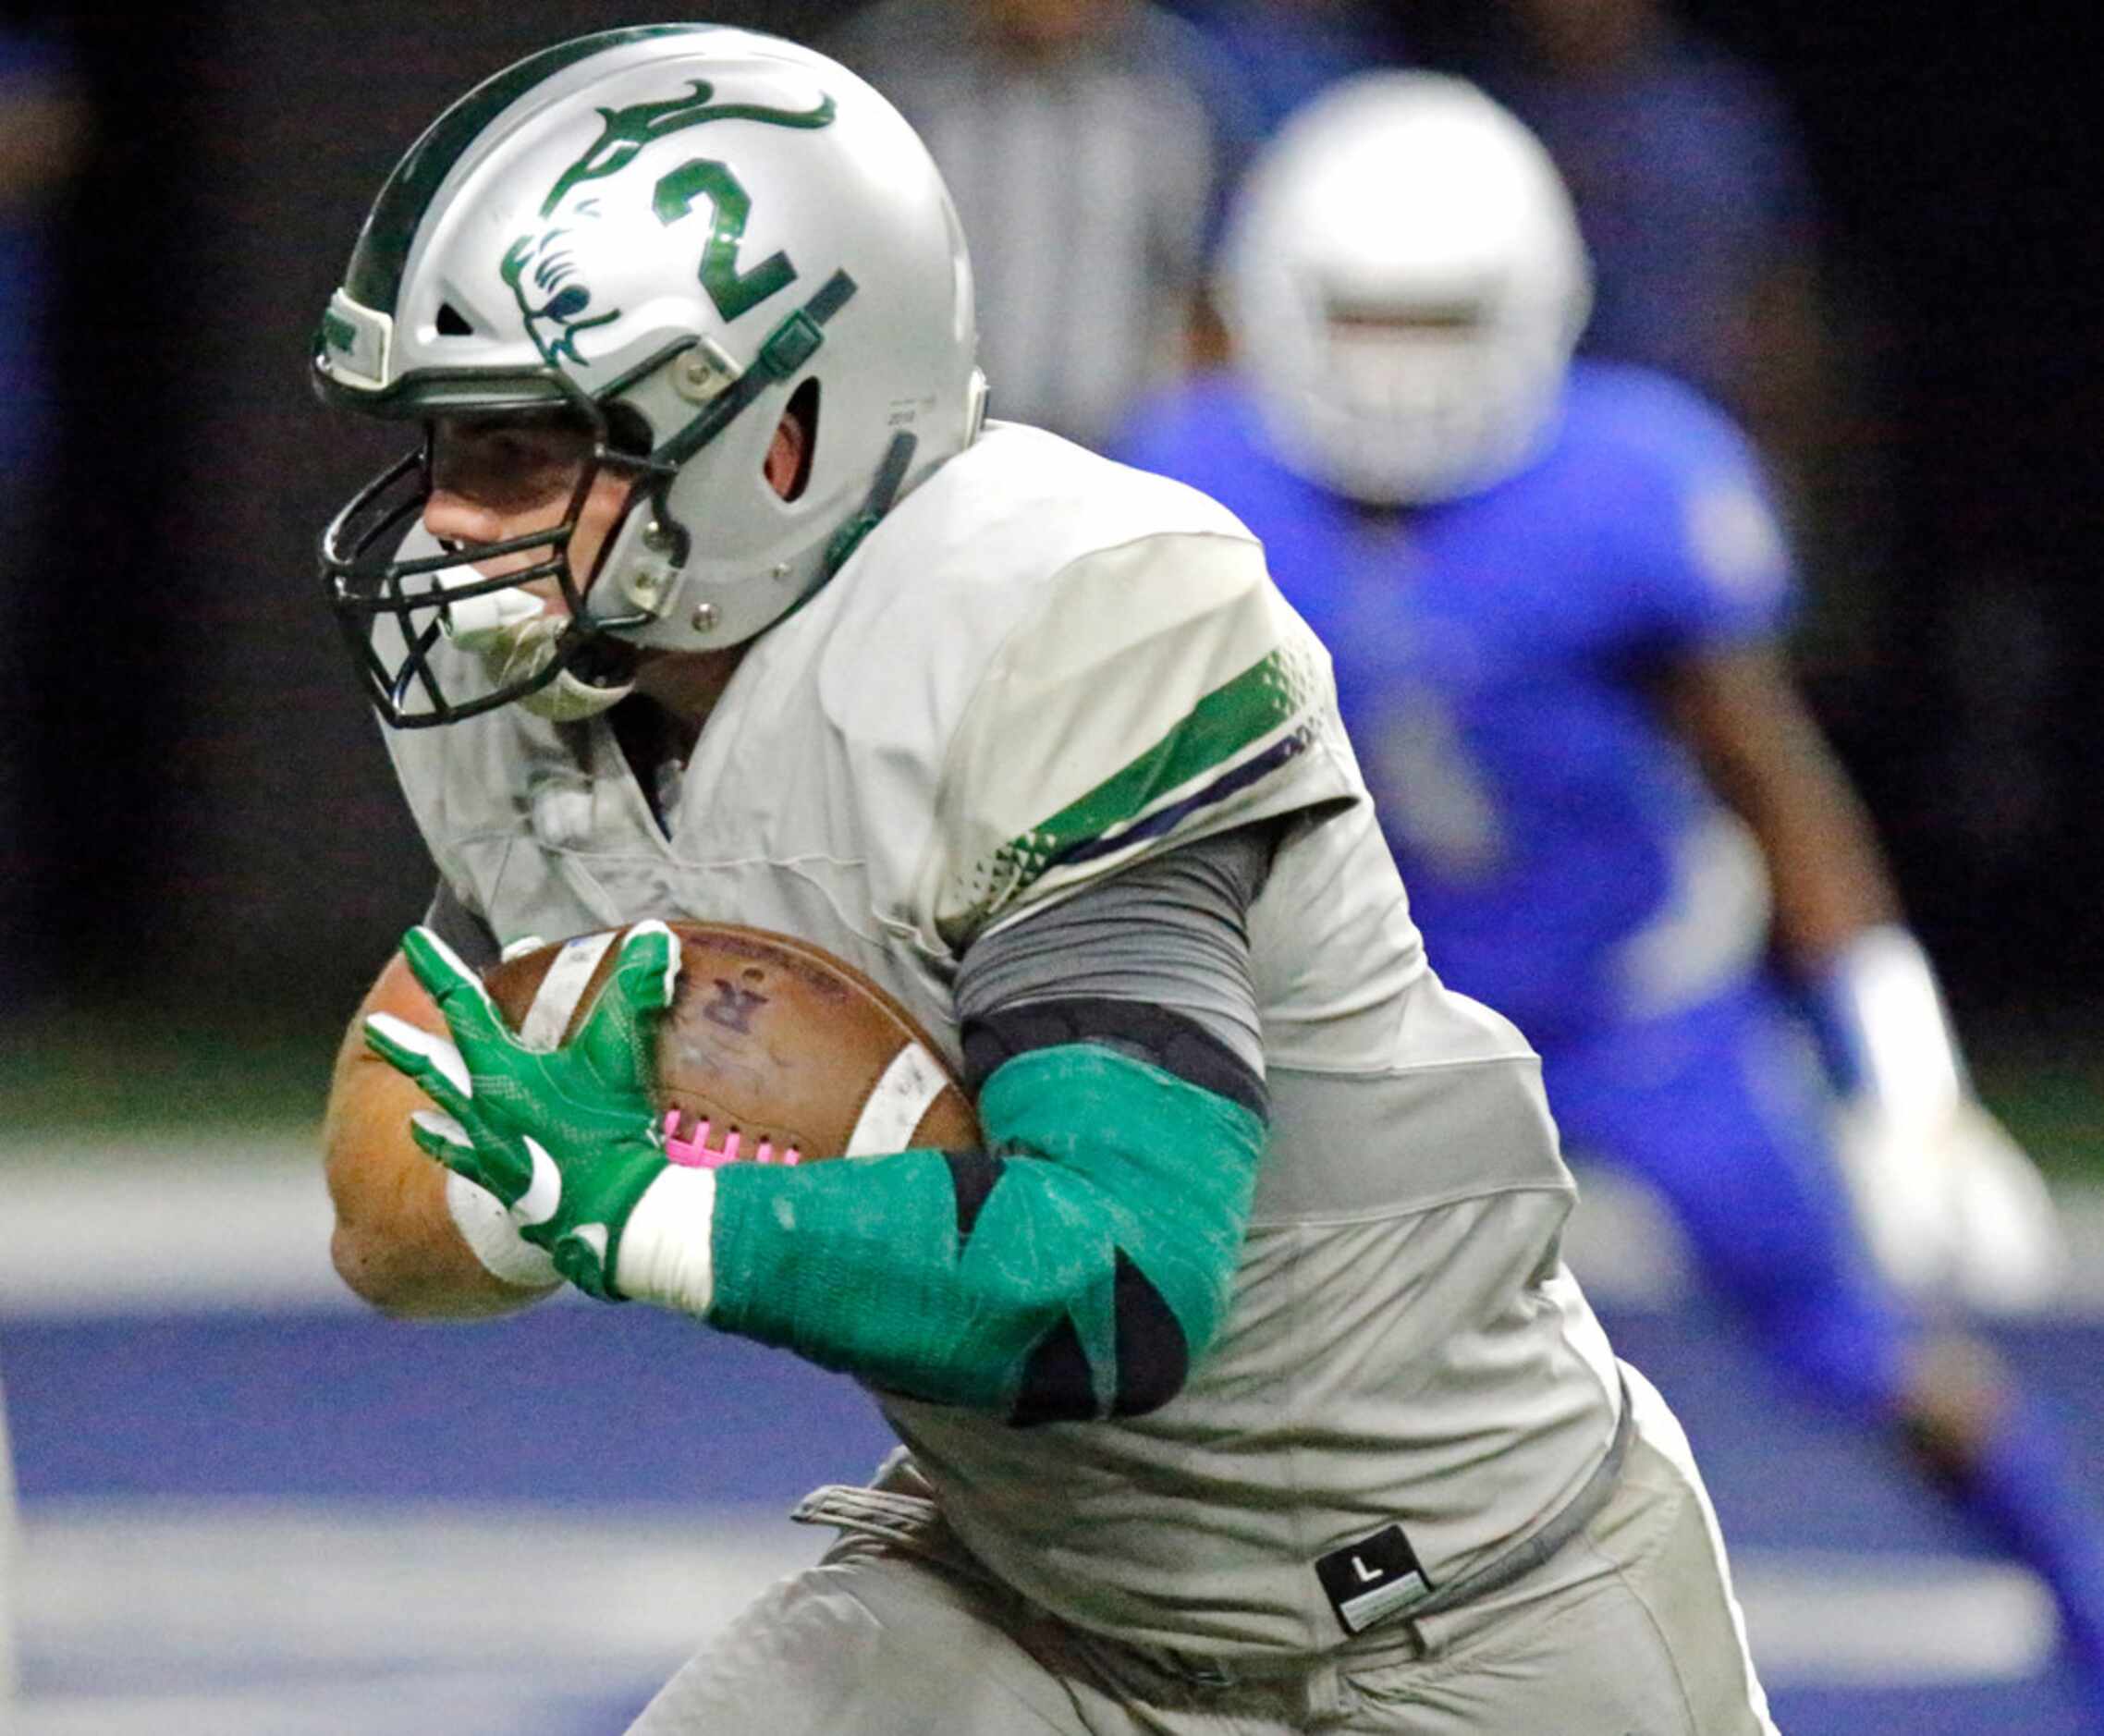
[604,402,655,458]
[776,377,820,502]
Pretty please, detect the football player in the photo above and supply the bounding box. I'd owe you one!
[1113,69,2104,1722]
[312,28,1776,1731]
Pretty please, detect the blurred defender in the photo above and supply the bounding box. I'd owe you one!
[311,27,1773,1732]
[1116,69,2104,1721]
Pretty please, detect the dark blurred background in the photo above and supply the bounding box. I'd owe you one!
[2,1,2097,1093]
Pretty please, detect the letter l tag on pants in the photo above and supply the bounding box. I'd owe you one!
[1315,1524,1431,1634]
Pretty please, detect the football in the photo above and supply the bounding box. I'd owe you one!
[482,922,980,1168]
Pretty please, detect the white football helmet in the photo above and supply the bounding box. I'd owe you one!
[315,25,985,726]
[1220,70,1592,506]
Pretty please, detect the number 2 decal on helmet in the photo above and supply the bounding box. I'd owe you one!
[654,160,795,324]
[502,77,837,367]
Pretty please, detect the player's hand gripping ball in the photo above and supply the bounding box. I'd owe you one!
[365,920,977,1300]
[483,920,979,1166]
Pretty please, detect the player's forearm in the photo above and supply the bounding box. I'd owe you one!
[324,960,557,1319]
[623,1044,1264,1421]
[1665,647,1900,971]
[1740,764,1899,972]
[1661,655,1988,1123]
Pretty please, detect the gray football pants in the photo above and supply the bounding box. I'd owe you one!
[629,1371,1775,1734]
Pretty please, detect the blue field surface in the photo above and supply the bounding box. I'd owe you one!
[4,1143,2101,1733]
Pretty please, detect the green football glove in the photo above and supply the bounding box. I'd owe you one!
[363,921,680,1300]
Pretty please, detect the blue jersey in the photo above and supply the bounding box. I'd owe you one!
[1115,361,1796,1042]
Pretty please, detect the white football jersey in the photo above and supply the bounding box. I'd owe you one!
[380,422,1624,1655]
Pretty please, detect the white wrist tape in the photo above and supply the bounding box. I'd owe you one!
[444,1170,560,1290]
[613,1165,719,1315]
[1817,924,1966,1132]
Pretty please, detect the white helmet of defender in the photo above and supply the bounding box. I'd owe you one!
[315,25,985,726]
[1220,70,1592,506]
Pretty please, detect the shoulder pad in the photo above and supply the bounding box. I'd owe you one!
[932,522,1356,949]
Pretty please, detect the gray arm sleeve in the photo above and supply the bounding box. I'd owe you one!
[954,824,1273,1084]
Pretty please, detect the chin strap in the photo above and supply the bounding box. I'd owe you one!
[821,428,919,582]
[654,271,860,470]
[516,658,636,723]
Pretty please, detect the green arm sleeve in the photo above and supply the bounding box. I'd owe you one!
[704,1041,1265,1421]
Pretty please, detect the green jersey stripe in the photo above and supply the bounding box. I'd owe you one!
[984,646,1314,908]
[345,23,706,313]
